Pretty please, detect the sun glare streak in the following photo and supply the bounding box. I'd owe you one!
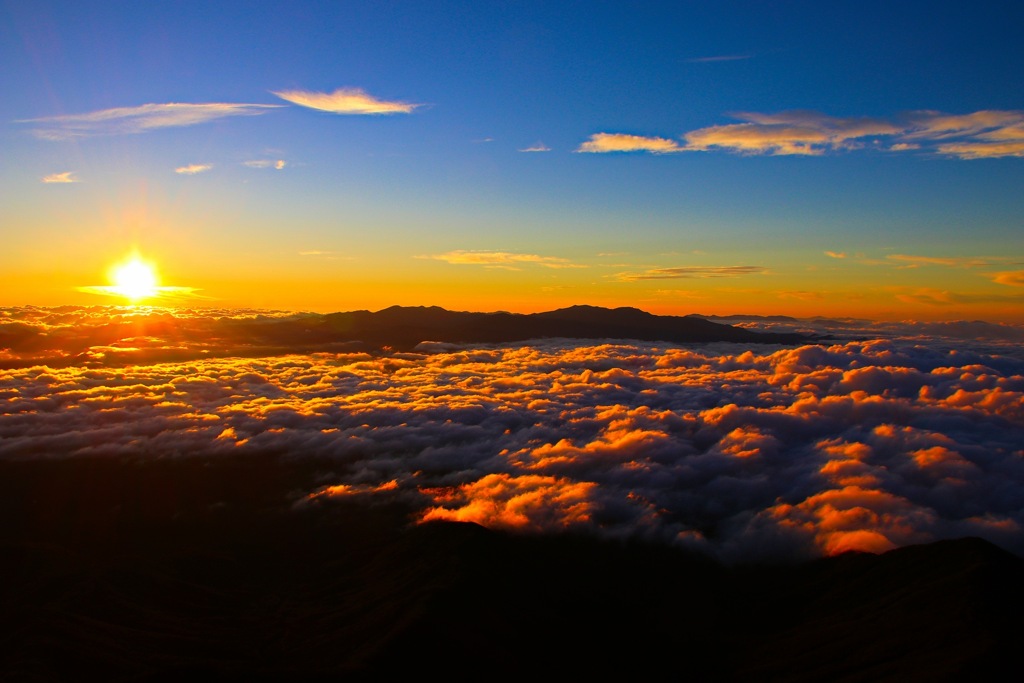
[77,253,205,304]
[110,257,159,301]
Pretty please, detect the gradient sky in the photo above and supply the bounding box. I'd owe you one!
[2,1,1023,321]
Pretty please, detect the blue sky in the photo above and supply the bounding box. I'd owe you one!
[2,0,1023,319]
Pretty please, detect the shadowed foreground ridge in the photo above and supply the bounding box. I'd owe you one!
[1,456,1020,682]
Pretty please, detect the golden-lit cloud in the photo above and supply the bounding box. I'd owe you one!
[19,102,281,140]
[244,159,287,170]
[894,288,954,305]
[576,133,683,154]
[993,271,1024,286]
[272,87,419,114]
[890,287,1024,307]
[41,171,79,183]
[683,111,900,156]
[422,250,583,269]
[586,109,1024,158]
[175,163,212,175]
[886,254,1003,268]
[824,251,846,259]
[935,141,1024,159]
[906,110,1024,139]
[617,265,766,280]
[518,142,551,152]
[777,290,824,301]
[419,474,598,531]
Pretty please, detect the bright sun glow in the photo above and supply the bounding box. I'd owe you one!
[109,257,159,301]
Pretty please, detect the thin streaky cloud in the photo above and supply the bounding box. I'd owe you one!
[993,271,1024,286]
[825,251,847,259]
[935,141,1024,159]
[519,142,551,152]
[617,266,767,281]
[19,102,281,140]
[422,250,584,269]
[905,110,1024,139]
[892,287,1024,306]
[244,159,287,170]
[886,254,1002,269]
[175,163,212,175]
[298,250,352,260]
[576,133,682,154]
[41,171,79,183]
[77,285,209,302]
[683,111,901,156]
[272,87,419,115]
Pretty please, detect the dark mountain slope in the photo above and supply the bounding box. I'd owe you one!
[0,455,1019,682]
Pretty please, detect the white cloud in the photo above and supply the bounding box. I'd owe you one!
[41,171,79,183]
[519,142,551,152]
[175,163,212,175]
[244,159,287,170]
[19,102,280,140]
[272,87,419,115]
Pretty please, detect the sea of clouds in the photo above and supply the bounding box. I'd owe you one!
[2,306,1022,563]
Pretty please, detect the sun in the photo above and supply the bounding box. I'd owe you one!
[109,256,159,301]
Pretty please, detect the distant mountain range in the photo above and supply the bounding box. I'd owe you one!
[290,304,815,350]
[0,304,813,369]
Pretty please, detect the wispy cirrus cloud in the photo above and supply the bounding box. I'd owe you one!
[175,163,212,175]
[244,159,287,170]
[19,102,281,140]
[617,266,767,281]
[582,109,1024,158]
[41,171,79,183]
[683,111,901,156]
[993,271,1024,286]
[892,287,1024,307]
[421,250,583,269]
[272,87,419,115]
[824,251,847,259]
[576,133,683,154]
[886,254,1005,269]
[519,142,551,152]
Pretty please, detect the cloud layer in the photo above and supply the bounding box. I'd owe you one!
[2,306,1022,564]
